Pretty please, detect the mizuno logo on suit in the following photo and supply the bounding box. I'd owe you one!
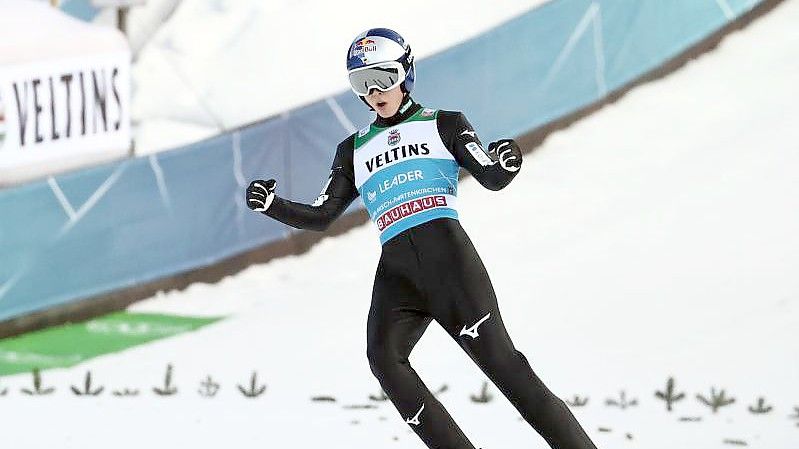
[459,312,491,339]
[406,402,425,425]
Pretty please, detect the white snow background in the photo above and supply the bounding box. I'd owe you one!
[126,0,549,154]
[1,0,798,448]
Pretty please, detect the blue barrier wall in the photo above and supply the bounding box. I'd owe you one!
[60,0,100,21]
[0,0,762,321]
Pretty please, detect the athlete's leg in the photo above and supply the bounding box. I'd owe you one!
[367,250,478,449]
[424,223,598,449]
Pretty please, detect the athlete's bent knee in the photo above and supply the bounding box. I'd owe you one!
[463,344,523,371]
[366,345,404,380]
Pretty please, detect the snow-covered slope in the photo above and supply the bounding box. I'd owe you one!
[129,0,548,154]
[1,1,798,448]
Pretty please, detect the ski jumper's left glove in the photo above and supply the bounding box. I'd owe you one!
[488,139,522,173]
[246,179,276,212]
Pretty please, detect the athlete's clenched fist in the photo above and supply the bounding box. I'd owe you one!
[488,139,522,173]
[246,179,276,212]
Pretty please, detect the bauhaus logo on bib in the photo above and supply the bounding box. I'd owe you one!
[376,195,447,231]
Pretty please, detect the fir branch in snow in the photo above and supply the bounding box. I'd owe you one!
[469,381,493,404]
[655,376,685,411]
[153,364,178,396]
[342,404,377,409]
[198,375,220,398]
[368,388,388,401]
[747,396,773,414]
[566,395,589,407]
[789,406,799,426]
[433,383,448,397]
[112,388,139,397]
[605,390,638,409]
[696,387,735,413]
[70,371,104,396]
[311,395,336,402]
[20,368,55,396]
[678,416,703,422]
[237,371,266,398]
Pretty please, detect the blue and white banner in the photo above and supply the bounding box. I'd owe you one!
[0,0,763,322]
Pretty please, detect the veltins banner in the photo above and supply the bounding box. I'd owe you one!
[0,51,131,186]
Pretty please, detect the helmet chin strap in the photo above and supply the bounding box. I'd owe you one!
[397,92,412,114]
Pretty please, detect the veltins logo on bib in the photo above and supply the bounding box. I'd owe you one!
[388,129,401,146]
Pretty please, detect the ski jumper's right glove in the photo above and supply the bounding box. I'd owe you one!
[246,179,276,212]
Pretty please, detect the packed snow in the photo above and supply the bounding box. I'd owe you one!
[1,1,798,448]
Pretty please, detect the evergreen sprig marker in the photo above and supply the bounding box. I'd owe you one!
[70,371,104,396]
[606,390,638,409]
[747,397,773,414]
[153,364,178,396]
[20,368,55,396]
[237,371,266,398]
[696,387,735,413]
[655,377,685,411]
[470,381,493,404]
[198,375,220,398]
[566,395,589,407]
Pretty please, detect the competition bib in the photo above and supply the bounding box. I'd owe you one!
[353,108,459,244]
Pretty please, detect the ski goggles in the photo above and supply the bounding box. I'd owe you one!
[348,61,406,96]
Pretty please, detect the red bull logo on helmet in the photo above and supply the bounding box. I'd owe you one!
[351,38,377,59]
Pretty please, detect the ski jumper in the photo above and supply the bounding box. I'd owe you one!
[262,97,598,449]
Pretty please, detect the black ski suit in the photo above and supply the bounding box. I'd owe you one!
[255,97,598,449]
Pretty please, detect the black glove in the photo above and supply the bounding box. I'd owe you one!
[488,139,522,173]
[246,179,276,212]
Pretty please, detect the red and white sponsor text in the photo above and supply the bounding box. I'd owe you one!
[376,195,447,231]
